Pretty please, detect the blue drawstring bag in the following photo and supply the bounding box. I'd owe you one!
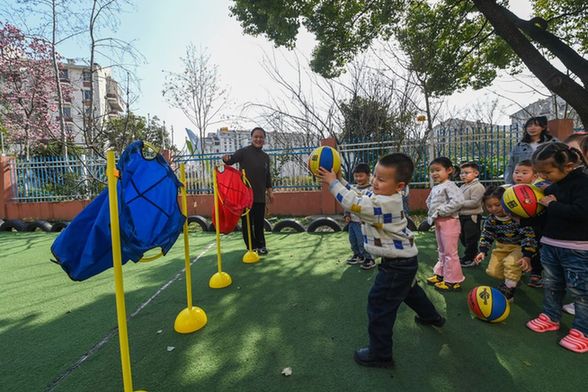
[51,141,185,281]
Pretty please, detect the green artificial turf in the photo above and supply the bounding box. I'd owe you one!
[1,231,586,392]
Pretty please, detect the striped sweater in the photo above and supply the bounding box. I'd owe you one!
[329,178,417,259]
[478,215,537,258]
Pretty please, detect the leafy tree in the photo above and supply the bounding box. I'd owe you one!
[230,0,588,126]
[99,113,172,153]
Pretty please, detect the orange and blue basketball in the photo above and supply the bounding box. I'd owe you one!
[467,286,510,323]
[308,146,341,176]
[501,184,544,218]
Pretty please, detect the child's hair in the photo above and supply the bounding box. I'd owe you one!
[515,159,534,169]
[532,142,588,170]
[482,185,505,204]
[353,162,371,175]
[563,132,587,145]
[379,153,414,184]
[429,157,453,169]
[521,116,552,143]
[250,127,266,136]
[581,136,588,158]
[460,161,479,171]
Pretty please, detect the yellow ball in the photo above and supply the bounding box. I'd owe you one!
[501,184,544,218]
[308,146,341,176]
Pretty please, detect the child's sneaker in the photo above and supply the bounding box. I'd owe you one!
[527,274,543,288]
[360,258,376,270]
[498,283,516,302]
[460,259,477,268]
[434,281,461,291]
[346,255,362,265]
[426,274,443,285]
[526,313,560,333]
[415,315,446,327]
[559,329,588,353]
[562,303,576,315]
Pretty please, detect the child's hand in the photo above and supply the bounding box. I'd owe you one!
[317,167,337,184]
[539,194,557,206]
[474,252,485,265]
[510,214,521,223]
[518,257,532,272]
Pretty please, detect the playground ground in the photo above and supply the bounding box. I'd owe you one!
[1,230,587,392]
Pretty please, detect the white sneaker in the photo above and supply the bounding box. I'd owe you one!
[562,303,575,315]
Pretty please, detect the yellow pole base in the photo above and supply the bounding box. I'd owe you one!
[174,306,208,334]
[209,271,232,289]
[242,250,260,264]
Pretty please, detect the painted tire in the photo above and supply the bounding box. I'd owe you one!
[26,220,53,232]
[264,219,273,232]
[307,217,342,233]
[207,222,242,233]
[406,217,417,231]
[0,219,29,232]
[187,215,210,231]
[272,219,305,233]
[50,222,68,232]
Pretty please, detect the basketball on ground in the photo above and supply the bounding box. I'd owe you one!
[308,146,341,176]
[501,184,544,218]
[467,286,510,323]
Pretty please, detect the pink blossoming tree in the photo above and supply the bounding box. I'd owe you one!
[0,22,71,159]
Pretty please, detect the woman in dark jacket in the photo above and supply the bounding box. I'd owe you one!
[504,116,555,184]
[222,127,273,255]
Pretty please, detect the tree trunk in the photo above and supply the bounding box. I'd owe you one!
[472,0,588,128]
[51,0,68,158]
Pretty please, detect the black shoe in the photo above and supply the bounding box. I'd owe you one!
[497,283,515,302]
[414,315,446,327]
[258,247,268,255]
[353,347,394,368]
[346,255,362,265]
[360,258,376,270]
[460,259,477,268]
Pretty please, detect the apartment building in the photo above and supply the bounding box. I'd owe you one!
[57,60,126,145]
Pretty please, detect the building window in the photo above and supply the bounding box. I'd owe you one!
[62,107,72,118]
[83,90,92,101]
[59,69,69,81]
[82,71,92,82]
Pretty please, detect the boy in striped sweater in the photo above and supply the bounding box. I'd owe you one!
[318,153,444,369]
[473,186,537,301]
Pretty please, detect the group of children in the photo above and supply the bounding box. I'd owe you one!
[316,130,588,368]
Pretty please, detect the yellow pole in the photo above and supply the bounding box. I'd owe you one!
[106,150,135,392]
[180,163,193,309]
[241,169,260,264]
[213,167,223,273]
[243,170,255,252]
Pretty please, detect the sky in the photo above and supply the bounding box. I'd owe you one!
[4,0,548,148]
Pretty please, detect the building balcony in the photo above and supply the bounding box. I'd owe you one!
[106,93,124,112]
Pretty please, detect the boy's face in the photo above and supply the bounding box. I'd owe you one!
[513,165,537,184]
[484,197,507,217]
[371,164,405,196]
[353,172,369,185]
[459,167,478,183]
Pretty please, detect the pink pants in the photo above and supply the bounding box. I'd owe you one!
[433,217,465,284]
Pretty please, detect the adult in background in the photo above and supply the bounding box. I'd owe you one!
[222,127,273,255]
[504,116,554,184]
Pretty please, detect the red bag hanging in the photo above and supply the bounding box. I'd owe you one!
[212,166,254,234]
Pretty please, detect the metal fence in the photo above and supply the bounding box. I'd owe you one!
[338,125,522,187]
[173,146,320,194]
[10,155,107,202]
[12,125,584,202]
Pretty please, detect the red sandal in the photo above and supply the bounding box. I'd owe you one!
[559,329,588,353]
[526,313,560,333]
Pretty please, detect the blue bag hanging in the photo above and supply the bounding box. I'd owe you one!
[51,141,186,281]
